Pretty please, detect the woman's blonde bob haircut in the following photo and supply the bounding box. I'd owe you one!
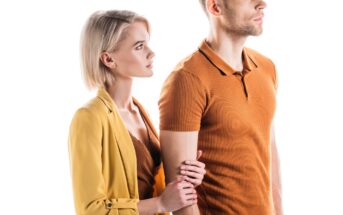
[80,10,150,89]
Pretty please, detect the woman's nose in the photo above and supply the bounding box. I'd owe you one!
[147,47,155,59]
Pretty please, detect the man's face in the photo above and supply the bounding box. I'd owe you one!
[220,0,267,36]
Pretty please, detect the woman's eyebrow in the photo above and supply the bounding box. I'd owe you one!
[133,40,145,46]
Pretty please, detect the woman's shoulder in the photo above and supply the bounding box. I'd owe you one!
[72,96,109,122]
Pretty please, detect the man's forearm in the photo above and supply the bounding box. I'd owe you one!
[160,131,200,215]
[271,127,283,215]
[272,158,283,215]
[272,186,283,215]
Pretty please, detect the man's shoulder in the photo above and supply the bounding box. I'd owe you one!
[170,50,210,80]
[245,47,275,67]
[161,50,208,93]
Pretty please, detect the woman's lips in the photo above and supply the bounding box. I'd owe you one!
[146,62,153,69]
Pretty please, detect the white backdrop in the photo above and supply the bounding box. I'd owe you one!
[0,0,342,214]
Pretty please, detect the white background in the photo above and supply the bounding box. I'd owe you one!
[0,0,342,214]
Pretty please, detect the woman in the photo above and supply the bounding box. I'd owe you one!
[69,10,206,215]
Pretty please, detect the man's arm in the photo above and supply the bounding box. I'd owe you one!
[271,126,283,215]
[160,130,200,215]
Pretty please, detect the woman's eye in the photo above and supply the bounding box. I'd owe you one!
[135,44,143,50]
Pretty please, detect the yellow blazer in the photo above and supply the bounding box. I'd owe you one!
[69,87,167,215]
[69,87,139,215]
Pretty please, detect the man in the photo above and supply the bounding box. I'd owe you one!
[158,0,283,214]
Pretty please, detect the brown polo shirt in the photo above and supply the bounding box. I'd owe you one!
[159,40,277,214]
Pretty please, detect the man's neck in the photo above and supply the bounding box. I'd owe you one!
[206,29,248,72]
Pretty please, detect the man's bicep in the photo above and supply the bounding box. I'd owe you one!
[160,130,199,183]
[159,71,206,131]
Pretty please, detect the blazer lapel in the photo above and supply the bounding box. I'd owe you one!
[97,87,139,199]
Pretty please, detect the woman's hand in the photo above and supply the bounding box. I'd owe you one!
[158,178,197,212]
[180,150,206,187]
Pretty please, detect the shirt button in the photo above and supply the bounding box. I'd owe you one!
[106,202,113,209]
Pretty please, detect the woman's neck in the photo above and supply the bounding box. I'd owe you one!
[106,78,135,111]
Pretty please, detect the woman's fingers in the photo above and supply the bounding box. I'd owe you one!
[160,179,198,211]
[180,163,206,175]
[173,181,197,205]
[183,160,206,169]
[183,176,201,185]
[180,160,206,186]
[178,181,197,200]
[177,180,194,189]
[181,170,203,179]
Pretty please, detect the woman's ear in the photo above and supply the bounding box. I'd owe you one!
[100,52,116,69]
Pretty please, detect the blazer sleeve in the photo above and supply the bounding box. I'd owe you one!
[68,108,110,215]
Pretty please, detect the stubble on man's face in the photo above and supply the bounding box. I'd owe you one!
[221,0,263,36]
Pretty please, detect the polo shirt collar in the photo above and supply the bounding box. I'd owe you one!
[198,40,258,75]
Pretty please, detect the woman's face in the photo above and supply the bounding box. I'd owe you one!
[110,21,155,79]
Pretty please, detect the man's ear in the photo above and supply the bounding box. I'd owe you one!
[100,52,116,69]
[207,0,222,16]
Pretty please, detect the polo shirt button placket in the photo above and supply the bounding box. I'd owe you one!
[233,72,249,98]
